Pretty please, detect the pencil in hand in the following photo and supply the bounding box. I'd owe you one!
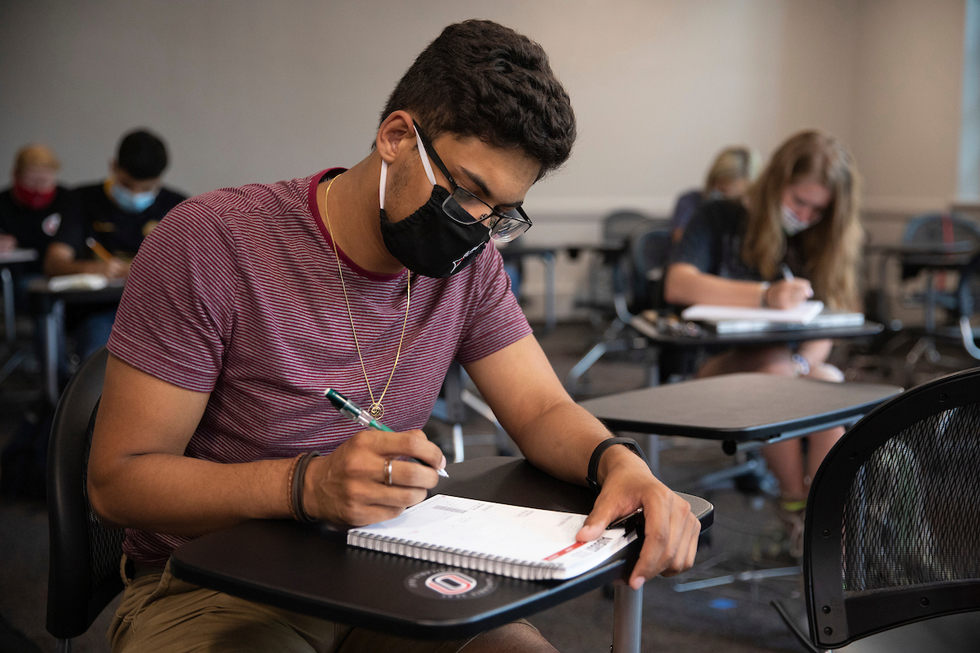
[86,237,114,263]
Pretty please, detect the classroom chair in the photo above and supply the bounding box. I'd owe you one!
[430,361,512,462]
[895,212,980,381]
[772,366,980,651]
[567,222,673,393]
[574,210,655,327]
[46,347,123,653]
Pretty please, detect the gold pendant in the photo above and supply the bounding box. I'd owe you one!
[369,403,384,420]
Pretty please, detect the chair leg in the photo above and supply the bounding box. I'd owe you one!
[451,423,464,463]
[612,584,642,653]
[960,315,980,359]
[771,599,824,653]
[56,638,72,653]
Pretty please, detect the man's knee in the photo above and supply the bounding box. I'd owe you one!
[462,621,557,653]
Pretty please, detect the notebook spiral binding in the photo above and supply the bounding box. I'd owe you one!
[350,531,564,581]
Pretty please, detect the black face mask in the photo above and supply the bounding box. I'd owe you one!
[380,184,491,279]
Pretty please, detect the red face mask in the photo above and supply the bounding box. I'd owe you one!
[12,182,56,210]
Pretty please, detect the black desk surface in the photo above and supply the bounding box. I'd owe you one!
[631,315,884,347]
[27,277,125,309]
[170,456,712,639]
[579,373,901,442]
[0,248,38,264]
[867,241,976,256]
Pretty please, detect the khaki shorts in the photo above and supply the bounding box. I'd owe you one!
[109,556,537,653]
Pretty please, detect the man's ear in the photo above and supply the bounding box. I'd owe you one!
[376,111,416,164]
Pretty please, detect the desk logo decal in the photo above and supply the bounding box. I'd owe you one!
[404,569,496,600]
[426,572,476,595]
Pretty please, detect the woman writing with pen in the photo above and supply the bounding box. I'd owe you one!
[663,130,863,559]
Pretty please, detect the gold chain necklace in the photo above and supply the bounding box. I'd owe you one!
[322,175,410,420]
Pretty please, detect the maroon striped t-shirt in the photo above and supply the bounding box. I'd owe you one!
[107,168,532,565]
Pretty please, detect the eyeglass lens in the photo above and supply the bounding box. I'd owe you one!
[441,192,529,242]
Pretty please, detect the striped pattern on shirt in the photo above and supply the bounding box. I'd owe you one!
[107,169,532,565]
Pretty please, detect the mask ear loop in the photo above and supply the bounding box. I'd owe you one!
[379,125,438,211]
[413,127,438,186]
[379,160,388,210]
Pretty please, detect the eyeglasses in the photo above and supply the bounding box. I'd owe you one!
[413,121,532,242]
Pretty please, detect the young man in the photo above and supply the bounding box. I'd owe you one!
[45,129,186,362]
[88,20,700,653]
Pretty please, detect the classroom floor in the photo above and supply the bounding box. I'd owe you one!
[1,319,976,652]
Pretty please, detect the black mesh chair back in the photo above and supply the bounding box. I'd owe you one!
[601,210,654,246]
[46,347,124,647]
[900,211,980,280]
[803,367,980,649]
[626,225,673,314]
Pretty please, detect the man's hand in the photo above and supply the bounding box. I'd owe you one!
[303,429,446,526]
[767,278,813,309]
[0,234,17,253]
[101,257,130,279]
[575,449,700,589]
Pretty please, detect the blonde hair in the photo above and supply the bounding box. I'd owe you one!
[705,146,761,192]
[742,130,862,310]
[13,144,60,175]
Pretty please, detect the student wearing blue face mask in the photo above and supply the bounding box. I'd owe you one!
[44,129,186,364]
[664,130,862,559]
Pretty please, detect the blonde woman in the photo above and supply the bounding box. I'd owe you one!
[664,130,862,557]
[669,145,762,243]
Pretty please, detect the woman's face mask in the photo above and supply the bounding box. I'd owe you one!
[781,205,813,236]
[377,130,490,279]
[780,181,832,236]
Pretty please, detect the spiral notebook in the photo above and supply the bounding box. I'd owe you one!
[346,494,637,581]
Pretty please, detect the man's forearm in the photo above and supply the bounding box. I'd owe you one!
[89,453,294,537]
[510,400,618,486]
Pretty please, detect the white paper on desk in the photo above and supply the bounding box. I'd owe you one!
[48,274,109,292]
[681,300,825,325]
[347,494,636,580]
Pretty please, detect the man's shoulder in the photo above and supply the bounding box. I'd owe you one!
[158,174,318,248]
[183,175,314,218]
[157,186,189,206]
[72,181,106,197]
[64,182,109,218]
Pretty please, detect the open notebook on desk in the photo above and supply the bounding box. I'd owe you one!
[347,494,636,581]
[681,301,864,334]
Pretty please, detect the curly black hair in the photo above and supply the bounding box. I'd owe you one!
[380,20,576,180]
[116,129,168,181]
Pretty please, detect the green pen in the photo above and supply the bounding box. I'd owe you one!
[324,388,449,478]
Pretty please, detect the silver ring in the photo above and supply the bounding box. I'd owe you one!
[384,458,393,486]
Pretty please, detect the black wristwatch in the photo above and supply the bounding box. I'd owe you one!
[586,437,649,493]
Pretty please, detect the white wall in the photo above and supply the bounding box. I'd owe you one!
[851,0,967,214]
[0,0,969,319]
[0,0,865,210]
